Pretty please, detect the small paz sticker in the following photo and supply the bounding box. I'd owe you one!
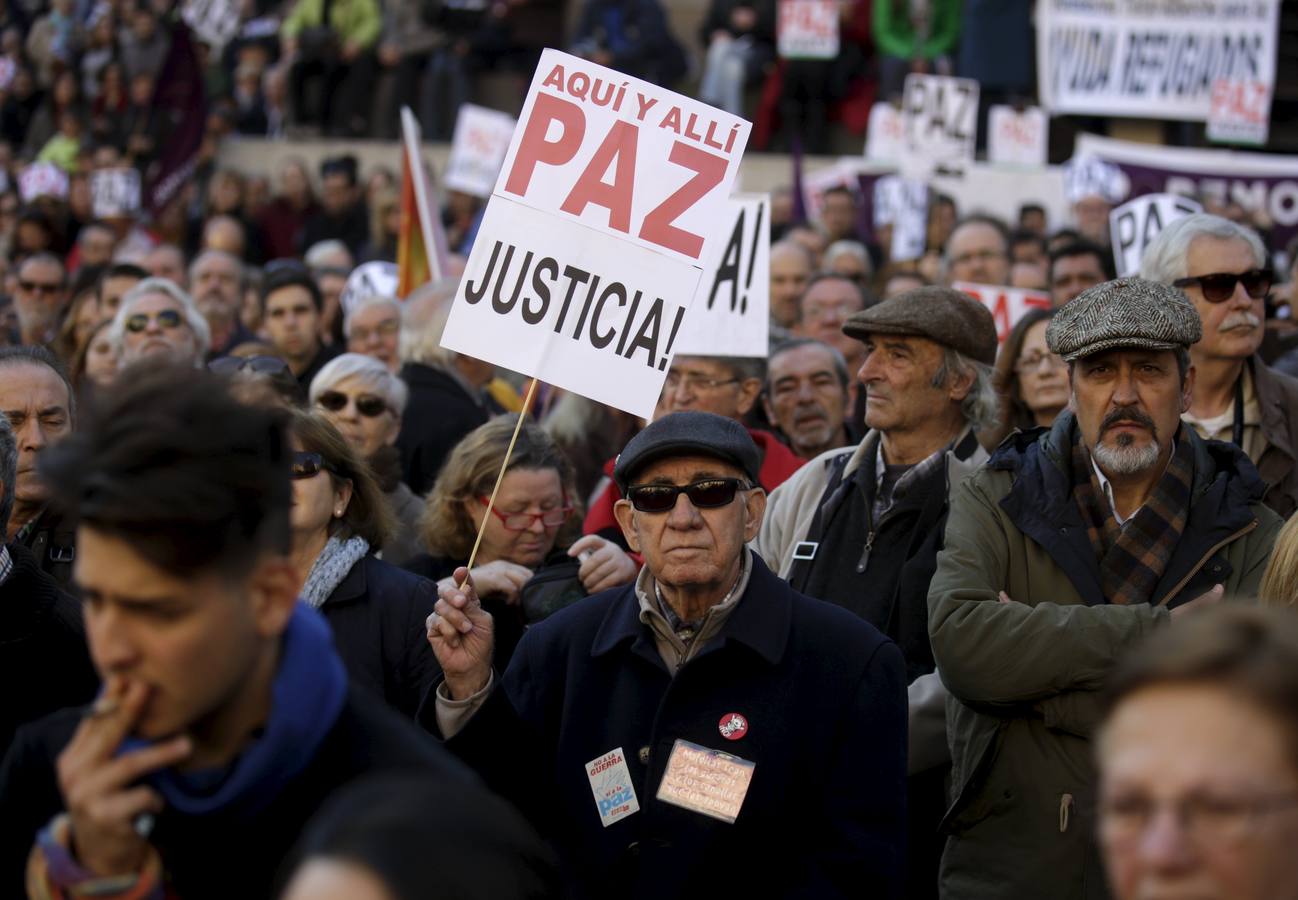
[586,747,639,828]
[718,712,748,740]
[656,739,755,824]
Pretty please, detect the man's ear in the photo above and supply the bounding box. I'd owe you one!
[743,488,767,542]
[247,556,300,638]
[734,378,763,417]
[612,499,641,553]
[946,364,976,403]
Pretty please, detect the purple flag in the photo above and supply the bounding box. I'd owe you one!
[789,134,807,226]
[144,21,208,216]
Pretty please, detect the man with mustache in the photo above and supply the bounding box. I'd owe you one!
[928,278,1282,900]
[1141,214,1298,518]
[761,338,858,461]
[754,287,999,898]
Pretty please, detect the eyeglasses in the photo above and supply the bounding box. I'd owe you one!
[664,373,739,394]
[951,248,1007,268]
[290,451,333,480]
[478,496,572,531]
[1173,269,1273,303]
[349,319,399,342]
[208,355,291,375]
[317,389,388,417]
[1099,791,1298,847]
[625,478,750,513]
[802,302,859,322]
[124,309,183,332]
[19,279,62,295]
[1014,351,1066,374]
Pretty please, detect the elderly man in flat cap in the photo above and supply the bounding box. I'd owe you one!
[928,277,1282,900]
[755,285,999,899]
[424,411,908,899]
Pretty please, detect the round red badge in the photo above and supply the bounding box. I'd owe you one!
[718,712,748,741]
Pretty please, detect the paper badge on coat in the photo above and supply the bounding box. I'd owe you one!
[656,739,755,824]
[586,747,640,827]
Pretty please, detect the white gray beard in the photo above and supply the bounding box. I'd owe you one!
[1092,434,1161,476]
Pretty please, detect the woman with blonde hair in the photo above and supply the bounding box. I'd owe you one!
[1260,514,1298,606]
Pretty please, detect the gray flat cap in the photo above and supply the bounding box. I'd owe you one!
[613,411,760,491]
[842,286,998,366]
[1046,277,1202,362]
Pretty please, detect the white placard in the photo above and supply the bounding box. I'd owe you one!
[901,74,979,177]
[1036,0,1280,122]
[1064,154,1130,203]
[675,194,770,357]
[19,162,68,202]
[1109,193,1202,278]
[182,0,240,49]
[340,261,399,316]
[90,168,141,219]
[444,104,518,199]
[874,177,929,262]
[492,49,750,267]
[1207,78,1271,147]
[864,102,905,163]
[987,105,1048,168]
[777,0,839,60]
[953,282,1053,342]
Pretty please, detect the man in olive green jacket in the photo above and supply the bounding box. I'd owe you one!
[928,278,1282,899]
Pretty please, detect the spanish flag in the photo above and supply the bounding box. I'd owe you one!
[397,107,451,298]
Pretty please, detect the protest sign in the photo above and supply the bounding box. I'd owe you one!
[340,261,399,317]
[1037,0,1280,121]
[901,74,979,176]
[442,50,750,418]
[864,102,905,163]
[1207,78,1271,147]
[19,163,68,202]
[675,194,770,358]
[1109,193,1202,278]
[1075,133,1298,248]
[1063,154,1130,203]
[444,104,518,199]
[91,168,142,219]
[987,105,1048,168]
[777,0,839,59]
[873,176,929,262]
[954,282,1052,342]
[182,0,240,50]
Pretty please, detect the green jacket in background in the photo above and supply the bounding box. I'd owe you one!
[873,0,961,60]
[928,413,1280,900]
[282,0,382,49]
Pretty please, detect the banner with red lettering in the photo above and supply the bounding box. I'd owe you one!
[953,282,1052,342]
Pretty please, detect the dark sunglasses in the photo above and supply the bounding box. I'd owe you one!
[290,450,332,480]
[1173,269,1273,303]
[124,309,183,332]
[208,355,291,375]
[19,279,62,294]
[317,389,388,417]
[626,478,750,513]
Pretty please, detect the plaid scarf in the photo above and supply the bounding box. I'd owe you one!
[1071,430,1194,606]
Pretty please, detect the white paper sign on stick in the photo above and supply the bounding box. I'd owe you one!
[901,74,979,177]
[864,102,905,163]
[987,105,1048,168]
[340,261,398,317]
[1109,193,1203,278]
[1207,79,1271,147]
[19,163,68,202]
[492,49,751,268]
[90,168,141,219]
[777,0,839,60]
[675,194,770,358]
[182,0,240,49]
[889,178,929,263]
[953,282,1052,342]
[444,104,517,199]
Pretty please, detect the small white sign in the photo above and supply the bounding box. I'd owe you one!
[864,102,905,163]
[182,0,240,49]
[444,104,518,199]
[901,74,979,177]
[1064,154,1130,204]
[585,747,640,828]
[953,282,1053,342]
[777,0,839,60]
[19,162,68,202]
[1109,193,1203,278]
[90,168,142,219]
[987,105,1048,168]
[889,179,929,263]
[1207,78,1271,147]
[676,194,770,357]
[656,740,756,825]
[340,261,399,316]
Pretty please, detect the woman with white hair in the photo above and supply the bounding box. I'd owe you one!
[310,352,423,564]
[110,277,211,370]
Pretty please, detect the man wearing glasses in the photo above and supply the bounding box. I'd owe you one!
[425,411,908,898]
[1141,213,1298,518]
[13,253,67,347]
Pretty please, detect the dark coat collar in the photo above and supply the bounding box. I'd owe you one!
[589,552,792,668]
[322,554,369,608]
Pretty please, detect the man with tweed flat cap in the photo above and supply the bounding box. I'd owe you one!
[928,277,1282,900]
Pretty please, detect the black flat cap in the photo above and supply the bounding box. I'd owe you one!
[841,285,998,366]
[1046,277,1201,362]
[613,412,761,491]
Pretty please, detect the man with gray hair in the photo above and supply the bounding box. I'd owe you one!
[191,249,255,358]
[111,278,212,369]
[754,286,998,897]
[928,278,1281,900]
[1140,212,1298,517]
[344,294,402,372]
[0,409,97,752]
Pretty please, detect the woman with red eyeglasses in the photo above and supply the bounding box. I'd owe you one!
[403,415,638,669]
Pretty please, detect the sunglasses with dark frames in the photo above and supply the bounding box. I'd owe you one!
[19,279,62,295]
[290,451,333,480]
[477,496,573,531]
[1172,269,1273,303]
[208,355,291,375]
[317,390,388,417]
[125,309,183,332]
[625,478,750,513]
